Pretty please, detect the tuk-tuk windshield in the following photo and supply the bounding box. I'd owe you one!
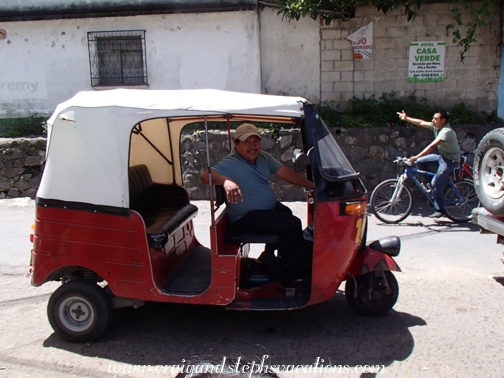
[315,116,358,180]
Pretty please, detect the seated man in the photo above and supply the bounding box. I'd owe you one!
[200,123,314,279]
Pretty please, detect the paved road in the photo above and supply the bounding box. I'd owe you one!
[1,198,504,377]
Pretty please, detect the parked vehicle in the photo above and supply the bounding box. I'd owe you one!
[472,128,504,264]
[371,157,478,223]
[28,89,401,342]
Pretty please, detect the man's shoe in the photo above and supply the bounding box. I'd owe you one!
[429,210,446,218]
[258,251,277,267]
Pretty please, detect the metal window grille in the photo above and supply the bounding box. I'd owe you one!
[88,30,148,87]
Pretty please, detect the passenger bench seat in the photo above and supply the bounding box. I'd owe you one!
[129,164,198,249]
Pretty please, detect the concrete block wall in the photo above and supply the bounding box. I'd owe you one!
[320,1,503,114]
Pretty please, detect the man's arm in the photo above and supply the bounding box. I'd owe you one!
[200,169,243,204]
[397,110,431,129]
[275,165,314,189]
[409,138,444,163]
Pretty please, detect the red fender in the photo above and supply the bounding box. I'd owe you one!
[346,246,401,279]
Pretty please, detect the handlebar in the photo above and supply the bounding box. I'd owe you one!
[393,157,413,166]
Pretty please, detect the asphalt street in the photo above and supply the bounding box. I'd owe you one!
[1,198,504,377]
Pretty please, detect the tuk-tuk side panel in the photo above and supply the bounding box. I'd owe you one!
[309,199,367,305]
[149,221,197,289]
[31,206,154,296]
[213,211,241,256]
[208,214,238,301]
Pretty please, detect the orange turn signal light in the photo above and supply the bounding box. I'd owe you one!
[30,223,35,243]
[344,202,366,215]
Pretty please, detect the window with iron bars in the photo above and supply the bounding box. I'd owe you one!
[88,30,148,87]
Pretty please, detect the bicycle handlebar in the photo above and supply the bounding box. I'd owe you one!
[393,157,413,166]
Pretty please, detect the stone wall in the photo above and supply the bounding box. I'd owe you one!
[0,137,45,199]
[181,123,501,201]
[0,123,500,200]
[320,2,503,114]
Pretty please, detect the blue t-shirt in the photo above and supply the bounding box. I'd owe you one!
[213,149,282,222]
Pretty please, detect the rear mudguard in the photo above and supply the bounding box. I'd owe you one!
[346,240,401,279]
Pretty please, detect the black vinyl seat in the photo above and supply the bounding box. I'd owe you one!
[214,185,281,246]
[129,164,198,249]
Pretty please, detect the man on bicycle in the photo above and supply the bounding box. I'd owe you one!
[397,110,461,218]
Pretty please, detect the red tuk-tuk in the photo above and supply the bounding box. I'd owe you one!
[29,89,401,342]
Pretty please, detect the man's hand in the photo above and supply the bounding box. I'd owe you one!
[408,156,417,164]
[396,111,430,128]
[397,110,407,121]
[200,169,244,204]
[223,180,243,204]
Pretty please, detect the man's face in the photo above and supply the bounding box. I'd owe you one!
[432,113,446,129]
[234,135,261,163]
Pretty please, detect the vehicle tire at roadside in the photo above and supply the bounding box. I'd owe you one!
[473,128,504,215]
[345,271,399,316]
[47,279,113,343]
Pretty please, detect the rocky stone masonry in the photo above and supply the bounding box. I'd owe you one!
[0,123,499,200]
[181,123,499,201]
[0,137,46,199]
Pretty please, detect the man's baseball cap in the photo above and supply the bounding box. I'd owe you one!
[233,123,262,141]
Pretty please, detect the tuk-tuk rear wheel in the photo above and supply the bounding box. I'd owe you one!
[47,279,113,342]
[345,271,398,316]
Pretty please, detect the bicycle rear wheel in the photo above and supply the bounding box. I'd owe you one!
[371,179,413,223]
[444,179,479,222]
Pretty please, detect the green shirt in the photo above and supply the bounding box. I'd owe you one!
[429,123,461,162]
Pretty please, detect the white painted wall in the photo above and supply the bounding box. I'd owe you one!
[259,7,321,103]
[0,11,261,117]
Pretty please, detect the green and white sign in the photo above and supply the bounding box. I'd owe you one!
[408,41,445,82]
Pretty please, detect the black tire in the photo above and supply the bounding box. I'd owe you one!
[444,179,479,222]
[474,128,504,215]
[345,271,399,316]
[47,280,113,342]
[370,179,413,223]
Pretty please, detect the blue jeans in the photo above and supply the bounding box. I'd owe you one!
[415,154,458,211]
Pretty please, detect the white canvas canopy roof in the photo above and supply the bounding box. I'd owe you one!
[40,89,308,209]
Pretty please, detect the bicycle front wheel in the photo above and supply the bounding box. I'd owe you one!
[371,179,413,223]
[444,179,479,222]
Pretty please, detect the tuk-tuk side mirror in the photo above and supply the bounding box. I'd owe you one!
[292,148,311,173]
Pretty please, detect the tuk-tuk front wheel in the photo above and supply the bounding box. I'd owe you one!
[47,279,113,342]
[345,271,398,316]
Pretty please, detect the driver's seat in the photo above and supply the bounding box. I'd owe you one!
[214,185,281,259]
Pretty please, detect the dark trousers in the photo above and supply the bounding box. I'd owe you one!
[230,201,305,275]
[415,154,458,211]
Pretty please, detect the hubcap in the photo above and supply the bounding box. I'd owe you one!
[59,296,94,332]
[482,147,504,199]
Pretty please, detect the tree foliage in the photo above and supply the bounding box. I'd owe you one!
[447,0,498,61]
[275,0,499,61]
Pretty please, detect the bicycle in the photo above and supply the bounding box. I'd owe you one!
[371,157,479,223]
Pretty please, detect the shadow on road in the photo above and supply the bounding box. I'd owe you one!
[43,292,426,373]
[369,200,481,232]
[493,276,504,287]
